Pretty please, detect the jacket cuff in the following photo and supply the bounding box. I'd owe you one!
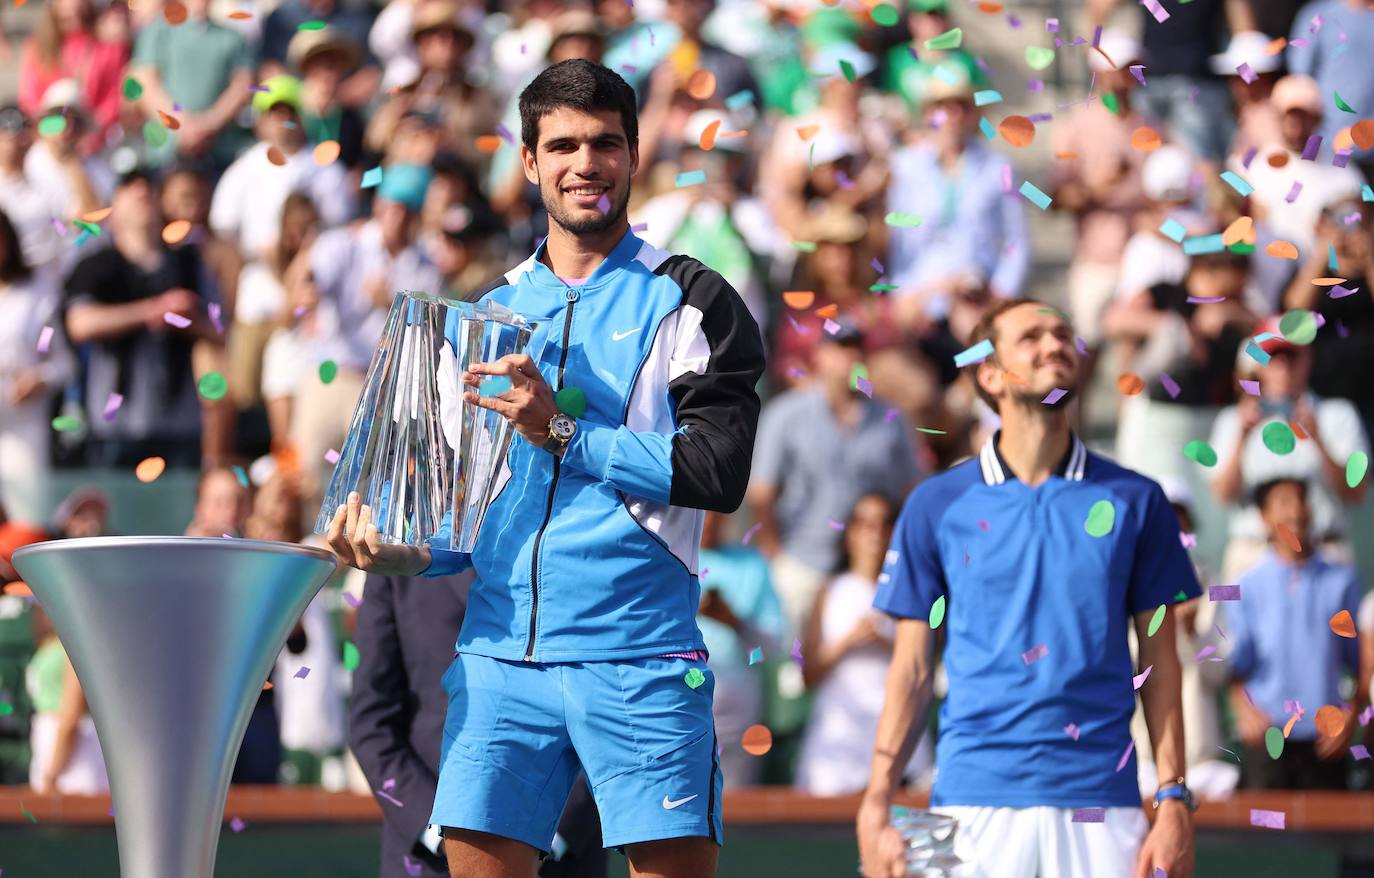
[420,547,471,577]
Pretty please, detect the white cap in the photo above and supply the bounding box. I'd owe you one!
[1089,29,1144,72]
[382,56,422,92]
[1142,144,1197,203]
[809,128,861,166]
[39,78,81,114]
[1210,31,1282,76]
[1157,475,1194,509]
[810,41,877,81]
[683,109,747,153]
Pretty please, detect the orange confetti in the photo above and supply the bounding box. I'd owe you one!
[1282,712,1300,738]
[164,0,187,23]
[80,207,112,223]
[135,456,166,483]
[783,291,816,310]
[1312,277,1347,286]
[1003,370,1027,386]
[2,582,32,597]
[741,724,773,756]
[158,110,181,130]
[976,1,1003,11]
[1330,609,1357,638]
[1315,705,1348,738]
[698,118,721,151]
[1222,216,1253,247]
[227,9,252,18]
[1265,240,1299,260]
[1130,126,1161,152]
[1289,419,1308,440]
[1335,127,1355,153]
[1267,151,1290,168]
[1117,373,1145,396]
[997,115,1035,147]
[814,303,839,319]
[686,69,717,101]
[263,680,274,690]
[1054,151,1080,160]
[266,146,287,166]
[1275,523,1303,554]
[474,135,504,154]
[1265,36,1287,55]
[796,124,820,142]
[312,140,341,165]
[1353,119,1374,151]
[161,220,192,245]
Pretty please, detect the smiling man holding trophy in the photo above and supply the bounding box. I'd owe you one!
[322,59,766,878]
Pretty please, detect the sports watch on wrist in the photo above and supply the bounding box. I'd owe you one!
[1153,779,1197,811]
[544,413,577,453]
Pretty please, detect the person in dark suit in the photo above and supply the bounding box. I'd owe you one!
[349,571,607,878]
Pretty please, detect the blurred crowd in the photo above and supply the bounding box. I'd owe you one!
[1,0,1373,801]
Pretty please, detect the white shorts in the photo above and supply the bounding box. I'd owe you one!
[935,805,1149,878]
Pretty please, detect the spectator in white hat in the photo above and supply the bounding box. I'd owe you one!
[1115,145,1206,303]
[22,80,115,231]
[1212,31,1286,160]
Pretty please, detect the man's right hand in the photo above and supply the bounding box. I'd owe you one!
[857,791,905,878]
[326,491,432,576]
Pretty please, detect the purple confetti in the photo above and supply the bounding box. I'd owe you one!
[1133,665,1152,689]
[1154,869,1167,878]
[494,123,515,145]
[248,85,270,93]
[1283,699,1304,716]
[974,55,992,76]
[1239,379,1261,396]
[1195,644,1217,662]
[1046,17,1058,32]
[1301,135,1321,161]
[377,788,404,808]
[855,376,874,399]
[1180,531,1197,548]
[884,407,900,423]
[1309,14,1324,32]
[208,302,223,335]
[325,448,340,464]
[1054,37,1064,48]
[871,257,885,274]
[1042,388,1068,405]
[1360,706,1373,726]
[1290,37,1309,48]
[597,194,611,215]
[631,222,648,233]
[1141,0,1170,24]
[1330,285,1359,299]
[823,318,841,336]
[1022,644,1049,665]
[1027,79,1044,93]
[293,305,307,318]
[787,367,807,379]
[1187,295,1227,304]
[1250,809,1285,830]
[1129,65,1147,87]
[1007,14,1021,29]
[103,393,123,421]
[1333,150,1352,169]
[1352,744,1370,761]
[1091,25,1102,48]
[1075,336,1088,355]
[1209,585,1241,601]
[835,170,854,190]
[164,312,191,329]
[51,216,68,236]
[827,519,845,531]
[792,638,803,662]
[1073,807,1105,823]
[742,522,762,545]
[1285,181,1304,203]
[293,666,310,679]
[1027,112,1054,123]
[1242,146,1258,169]
[403,856,423,877]
[1001,164,1013,193]
[1115,740,1135,771]
[344,592,362,608]
[36,325,54,352]
[1064,723,1080,740]
[230,817,246,832]
[1236,62,1257,84]
[1159,372,1180,399]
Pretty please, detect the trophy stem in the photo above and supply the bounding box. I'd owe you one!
[12,537,338,878]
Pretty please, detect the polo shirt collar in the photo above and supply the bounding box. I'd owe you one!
[979,431,1087,485]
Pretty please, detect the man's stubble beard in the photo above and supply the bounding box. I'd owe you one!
[541,178,632,236]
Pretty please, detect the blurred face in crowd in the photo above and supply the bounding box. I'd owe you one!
[195,469,251,536]
[550,34,604,65]
[1260,480,1311,549]
[908,10,950,43]
[925,97,977,151]
[1187,255,1247,301]
[259,103,305,151]
[1230,71,1277,108]
[63,500,107,538]
[375,197,419,251]
[111,177,159,237]
[160,171,208,225]
[52,0,89,31]
[665,0,713,37]
[1320,200,1372,266]
[1279,107,1319,153]
[524,106,637,237]
[1256,347,1312,400]
[595,0,634,31]
[40,108,85,158]
[977,303,1079,410]
[811,240,858,297]
[416,25,466,74]
[813,337,864,393]
[845,494,896,576]
[302,51,351,94]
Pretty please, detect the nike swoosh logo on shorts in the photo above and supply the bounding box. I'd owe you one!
[612,328,642,341]
[662,794,698,810]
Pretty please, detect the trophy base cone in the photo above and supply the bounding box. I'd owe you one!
[12,537,339,878]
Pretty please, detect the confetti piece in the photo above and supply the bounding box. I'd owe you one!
[343,592,362,609]
[229,817,246,832]
[1223,216,1254,247]
[1085,500,1115,537]
[977,117,998,141]
[343,641,359,671]
[1209,585,1241,602]
[1042,388,1068,405]
[209,303,223,335]
[123,77,143,100]
[686,69,717,100]
[555,386,587,418]
[1140,0,1169,23]
[228,10,252,19]
[1330,610,1357,638]
[1133,665,1152,689]
[1187,295,1226,305]
[1265,240,1299,259]
[1018,181,1052,210]
[1261,422,1296,455]
[1158,372,1180,398]
[1353,745,1371,760]
[231,464,248,488]
[953,339,994,368]
[1239,379,1261,396]
[20,802,36,824]
[724,90,753,111]
[1275,523,1303,555]
[1183,440,1217,467]
[1022,643,1049,665]
[1116,373,1145,396]
[1236,62,1257,84]
[925,27,963,50]
[297,19,326,30]
[403,857,422,877]
[1159,218,1187,243]
[1146,604,1168,636]
[1250,808,1284,830]
[884,211,923,228]
[325,449,340,464]
[1182,233,1224,255]
[38,115,68,137]
[315,360,338,385]
[1115,741,1134,771]
[52,414,82,432]
[741,724,772,755]
[1025,46,1055,70]
[1301,135,1322,161]
[1219,171,1254,196]
[312,140,341,165]
[682,667,706,690]
[1314,704,1347,738]
[37,325,54,353]
[361,166,383,189]
[675,169,706,188]
[100,392,124,422]
[795,124,819,142]
[998,115,1035,146]
[1334,92,1357,114]
[198,371,227,401]
[1347,451,1368,487]
[974,90,1003,107]
[164,312,192,329]
[143,120,169,147]
[1195,644,1218,662]
[1129,126,1162,152]
[929,595,947,629]
[1064,723,1080,740]
[915,427,947,435]
[1072,807,1105,823]
[697,118,721,151]
[162,220,192,245]
[292,666,311,680]
[479,375,512,397]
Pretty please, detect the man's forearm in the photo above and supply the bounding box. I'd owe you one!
[866,625,934,799]
[66,300,153,344]
[1138,611,1187,785]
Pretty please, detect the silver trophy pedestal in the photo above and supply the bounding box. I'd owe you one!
[12,537,339,878]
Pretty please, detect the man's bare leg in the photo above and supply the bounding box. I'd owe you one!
[443,828,540,878]
[625,836,719,878]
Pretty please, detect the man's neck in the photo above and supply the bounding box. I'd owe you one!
[996,404,1072,487]
[542,219,628,280]
[115,229,160,267]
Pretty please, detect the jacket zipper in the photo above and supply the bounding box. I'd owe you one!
[525,287,578,660]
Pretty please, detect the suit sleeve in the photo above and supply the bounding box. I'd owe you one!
[560,260,766,512]
[347,574,438,845]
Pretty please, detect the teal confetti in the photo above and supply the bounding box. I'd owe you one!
[1084,500,1115,537]
[929,595,947,630]
[37,115,67,137]
[231,464,249,488]
[1147,604,1167,637]
[342,641,360,671]
[361,166,383,189]
[973,89,1003,107]
[1347,451,1369,488]
[1245,341,1271,366]
[1159,218,1187,243]
[1019,180,1052,210]
[724,90,754,111]
[684,667,706,689]
[1265,726,1284,759]
[555,386,587,418]
[748,646,764,665]
[1183,440,1218,467]
[884,211,923,228]
[676,169,706,188]
[978,117,997,141]
[1182,234,1224,255]
[478,375,512,397]
[1278,309,1317,345]
[1219,170,1253,196]
[953,338,994,368]
[1363,184,1374,203]
[1328,244,1339,272]
[1261,422,1296,455]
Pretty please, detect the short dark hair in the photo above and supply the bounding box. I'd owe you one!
[0,208,31,285]
[519,59,638,155]
[1253,477,1307,511]
[964,297,1065,410]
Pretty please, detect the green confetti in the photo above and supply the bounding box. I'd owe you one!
[915,427,947,435]
[342,641,360,671]
[1278,309,1317,345]
[1173,590,1189,602]
[1183,440,1218,467]
[1261,422,1296,455]
[871,3,900,26]
[297,19,327,30]
[122,77,144,100]
[929,595,947,630]
[555,386,587,418]
[839,59,856,82]
[52,414,83,432]
[924,27,963,50]
[1025,46,1055,70]
[37,115,67,137]
[1228,240,1256,255]
[318,360,338,385]
[1334,91,1356,114]
[1265,726,1284,760]
[1084,500,1115,537]
[790,240,817,253]
[0,702,12,716]
[1102,92,1121,116]
[143,119,169,147]
[73,220,102,236]
[869,283,899,292]
[21,801,36,824]
[197,371,228,401]
[684,667,706,689]
[884,212,923,228]
[1147,603,1167,637]
[1348,451,1369,488]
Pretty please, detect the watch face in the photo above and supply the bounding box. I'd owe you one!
[552,414,577,440]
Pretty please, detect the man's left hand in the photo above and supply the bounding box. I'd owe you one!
[463,354,561,451]
[1134,801,1194,878]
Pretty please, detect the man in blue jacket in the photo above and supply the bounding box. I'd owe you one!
[327,59,766,878]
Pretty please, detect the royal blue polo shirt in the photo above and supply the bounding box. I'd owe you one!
[874,433,1201,808]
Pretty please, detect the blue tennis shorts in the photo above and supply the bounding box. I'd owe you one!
[429,652,724,852]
